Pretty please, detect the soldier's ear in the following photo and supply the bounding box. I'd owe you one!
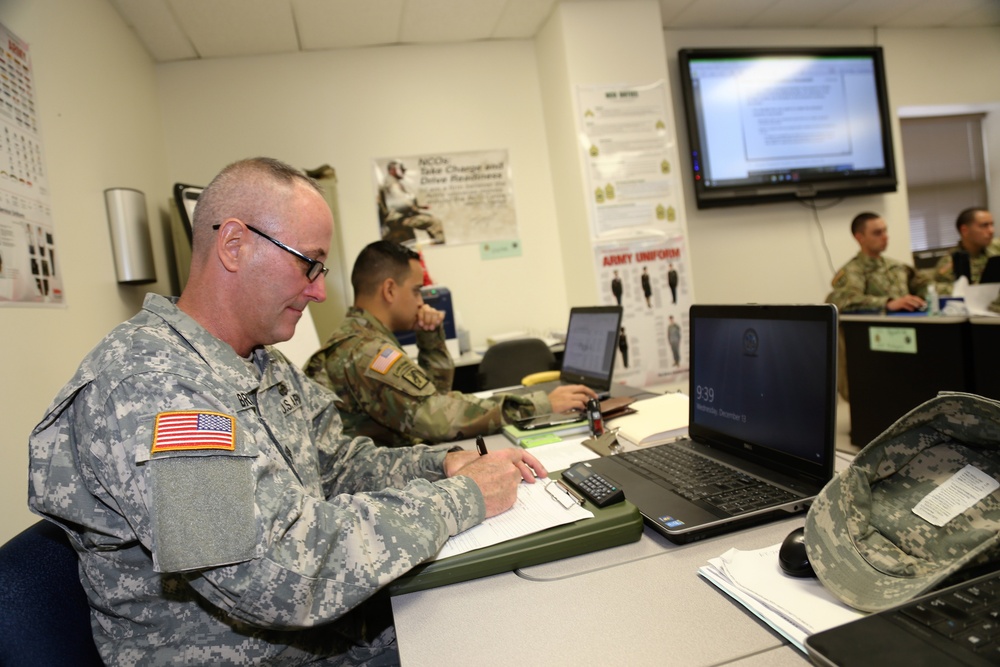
[216,219,246,274]
[380,277,397,304]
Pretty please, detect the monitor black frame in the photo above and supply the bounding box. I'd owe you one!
[677,46,898,209]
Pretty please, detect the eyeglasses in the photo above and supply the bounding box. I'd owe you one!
[213,223,329,282]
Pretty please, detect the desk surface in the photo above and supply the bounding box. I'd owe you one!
[390,428,838,666]
[392,519,809,666]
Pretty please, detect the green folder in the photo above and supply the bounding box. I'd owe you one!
[388,471,643,596]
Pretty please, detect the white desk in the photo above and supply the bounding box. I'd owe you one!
[392,517,809,666]
[389,431,840,666]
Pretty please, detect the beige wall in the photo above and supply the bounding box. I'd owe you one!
[0,0,169,542]
[1,0,998,544]
[154,41,573,347]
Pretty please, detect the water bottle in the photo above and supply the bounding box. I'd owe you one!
[926,284,939,316]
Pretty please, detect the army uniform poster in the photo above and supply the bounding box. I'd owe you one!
[0,23,61,307]
[372,149,518,248]
[595,236,691,388]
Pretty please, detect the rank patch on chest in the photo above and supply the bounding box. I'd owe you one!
[151,411,236,454]
[369,345,403,375]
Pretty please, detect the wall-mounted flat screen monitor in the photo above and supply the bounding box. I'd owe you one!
[678,46,897,209]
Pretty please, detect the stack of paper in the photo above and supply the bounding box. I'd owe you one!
[613,392,689,447]
[698,543,864,653]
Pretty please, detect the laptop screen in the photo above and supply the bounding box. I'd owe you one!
[688,304,836,484]
[560,306,623,388]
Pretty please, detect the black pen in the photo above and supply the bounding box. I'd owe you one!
[476,435,488,456]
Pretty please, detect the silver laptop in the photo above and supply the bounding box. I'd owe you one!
[584,303,837,543]
[504,305,623,398]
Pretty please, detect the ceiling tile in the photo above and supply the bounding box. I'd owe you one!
[946,0,1000,27]
[169,0,299,59]
[108,0,197,62]
[293,0,404,50]
[399,0,509,43]
[665,0,779,29]
[879,0,991,28]
[746,0,855,28]
[817,0,919,28]
[658,0,701,26]
[492,0,561,39]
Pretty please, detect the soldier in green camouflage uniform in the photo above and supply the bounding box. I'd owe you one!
[306,241,597,447]
[827,212,928,313]
[28,158,546,666]
[931,207,998,295]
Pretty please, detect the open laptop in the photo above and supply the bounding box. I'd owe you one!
[503,305,623,399]
[805,562,1000,667]
[584,303,837,543]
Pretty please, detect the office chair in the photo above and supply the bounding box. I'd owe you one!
[477,338,558,391]
[0,520,103,666]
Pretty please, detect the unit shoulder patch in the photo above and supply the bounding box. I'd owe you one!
[399,364,430,389]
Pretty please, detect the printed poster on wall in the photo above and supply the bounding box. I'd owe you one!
[596,236,691,388]
[372,149,517,247]
[0,23,60,307]
[577,80,682,239]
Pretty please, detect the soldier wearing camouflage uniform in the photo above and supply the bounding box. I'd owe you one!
[306,241,597,448]
[827,212,928,313]
[931,207,999,295]
[28,158,546,666]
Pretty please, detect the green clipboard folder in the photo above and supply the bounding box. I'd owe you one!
[388,471,643,596]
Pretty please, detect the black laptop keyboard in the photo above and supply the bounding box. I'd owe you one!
[619,445,797,515]
[895,571,1000,660]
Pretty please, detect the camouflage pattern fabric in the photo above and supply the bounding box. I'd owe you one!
[305,307,549,447]
[827,252,928,313]
[28,294,485,666]
[805,392,1000,612]
[932,240,1000,295]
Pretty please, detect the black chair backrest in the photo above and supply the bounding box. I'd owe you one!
[477,338,557,391]
[0,520,103,666]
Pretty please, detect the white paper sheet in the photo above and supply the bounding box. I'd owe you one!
[430,479,593,561]
[698,543,864,652]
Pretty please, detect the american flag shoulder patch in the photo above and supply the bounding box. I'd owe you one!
[369,345,403,375]
[151,410,236,454]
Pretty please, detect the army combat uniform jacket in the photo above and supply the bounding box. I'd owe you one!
[28,294,484,666]
[305,307,549,447]
[933,239,1000,295]
[827,252,927,313]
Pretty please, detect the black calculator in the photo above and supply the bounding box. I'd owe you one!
[561,461,625,508]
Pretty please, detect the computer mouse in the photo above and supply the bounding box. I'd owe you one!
[778,526,816,578]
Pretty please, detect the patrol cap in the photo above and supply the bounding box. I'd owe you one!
[805,392,1000,612]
